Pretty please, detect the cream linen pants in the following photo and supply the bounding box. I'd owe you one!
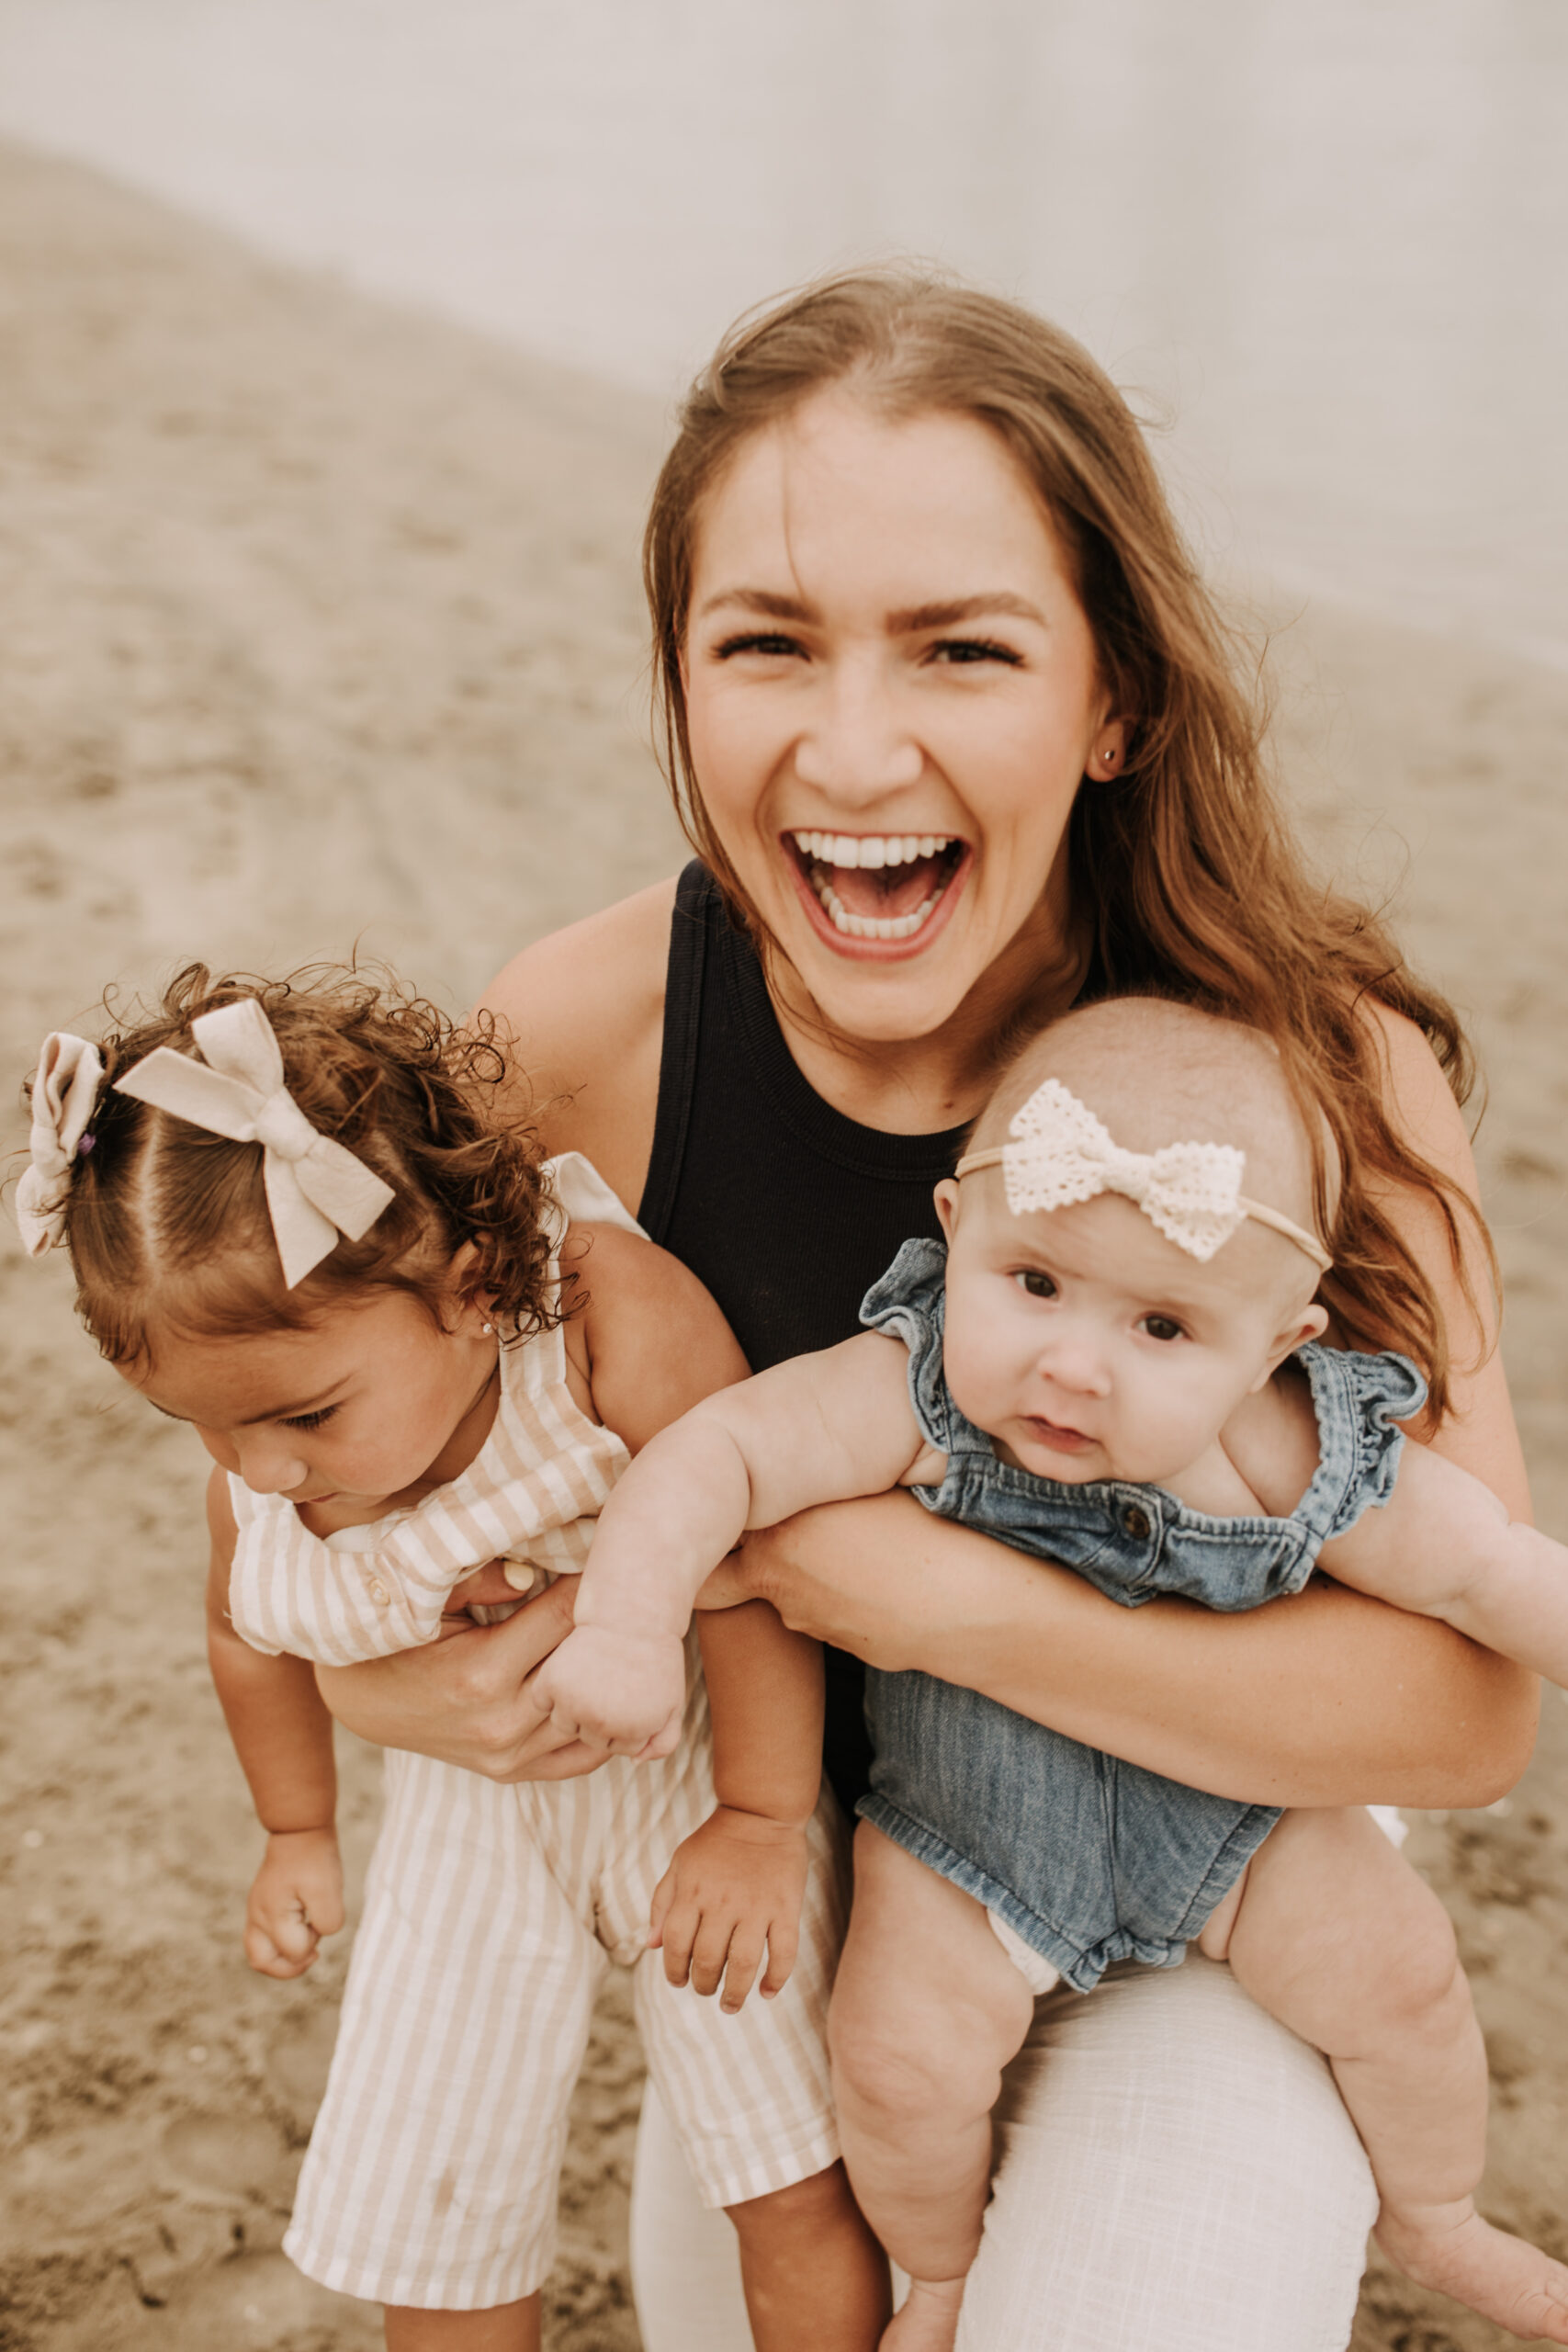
[631,1951,1376,2352]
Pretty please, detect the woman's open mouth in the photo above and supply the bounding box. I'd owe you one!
[785,831,968,950]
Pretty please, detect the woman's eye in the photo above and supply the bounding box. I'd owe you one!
[1014,1270,1056,1299]
[713,631,805,661]
[928,637,1021,668]
[283,1407,337,1432]
[1140,1316,1184,1343]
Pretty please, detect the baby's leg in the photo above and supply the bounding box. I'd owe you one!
[1201,1806,1568,2344]
[384,2299,539,2350]
[829,1821,1039,2352]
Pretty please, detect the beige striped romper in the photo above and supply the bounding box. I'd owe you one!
[228,1173,846,2312]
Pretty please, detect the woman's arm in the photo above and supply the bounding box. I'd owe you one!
[728,1495,1533,1809]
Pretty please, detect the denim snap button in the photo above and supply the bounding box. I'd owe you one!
[1121,1504,1152,1542]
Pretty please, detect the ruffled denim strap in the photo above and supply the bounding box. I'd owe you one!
[860,1237,964,1458]
[1292,1341,1428,1547]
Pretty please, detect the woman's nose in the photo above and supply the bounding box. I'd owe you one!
[793,661,922,799]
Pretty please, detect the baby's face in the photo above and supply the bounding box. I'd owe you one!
[121,1280,499,1522]
[938,1175,1320,1487]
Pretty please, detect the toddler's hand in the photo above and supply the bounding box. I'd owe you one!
[527,1623,685,1757]
[649,1805,808,2013]
[245,1826,344,1980]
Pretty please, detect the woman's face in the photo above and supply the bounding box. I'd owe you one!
[682,391,1123,1046]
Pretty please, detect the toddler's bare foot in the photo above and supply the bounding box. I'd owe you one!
[880,2276,965,2352]
[1378,2199,1568,2343]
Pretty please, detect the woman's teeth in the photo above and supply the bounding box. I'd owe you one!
[790,831,958,941]
[791,831,953,869]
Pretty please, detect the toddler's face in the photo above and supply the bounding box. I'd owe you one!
[937,1176,1323,1487]
[121,1279,498,1521]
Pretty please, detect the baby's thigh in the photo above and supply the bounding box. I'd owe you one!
[957,1952,1376,2352]
[830,1821,1036,2105]
[1216,1804,1459,2040]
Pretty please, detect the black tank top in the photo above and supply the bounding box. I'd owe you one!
[638,862,972,1809]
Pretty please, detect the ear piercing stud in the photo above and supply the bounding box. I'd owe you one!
[481,1320,495,1336]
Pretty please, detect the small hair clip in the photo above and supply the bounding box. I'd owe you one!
[16,1033,106,1258]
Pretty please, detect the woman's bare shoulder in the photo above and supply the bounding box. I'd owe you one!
[476,875,678,1199]
[1359,998,1476,1179]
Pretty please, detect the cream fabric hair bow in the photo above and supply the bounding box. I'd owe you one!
[115,999,396,1288]
[955,1077,1331,1273]
[16,1032,107,1258]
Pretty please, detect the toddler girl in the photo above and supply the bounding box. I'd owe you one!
[17,967,887,2352]
[536,993,1568,2352]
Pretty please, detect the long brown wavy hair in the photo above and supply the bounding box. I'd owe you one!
[50,965,562,1366]
[642,269,1490,1421]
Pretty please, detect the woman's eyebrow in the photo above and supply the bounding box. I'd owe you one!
[694,588,1047,629]
[694,586,813,622]
[887,594,1045,631]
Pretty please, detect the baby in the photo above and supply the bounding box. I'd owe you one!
[535,995,1568,2351]
[17,969,883,2351]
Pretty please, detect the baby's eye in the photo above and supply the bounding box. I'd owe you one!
[283,1407,337,1432]
[1014,1270,1057,1300]
[1139,1315,1185,1343]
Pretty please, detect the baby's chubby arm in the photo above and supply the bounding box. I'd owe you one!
[206,1470,344,1979]
[1317,1447,1567,1684]
[1224,1366,1565,1684]
[530,1330,928,1753]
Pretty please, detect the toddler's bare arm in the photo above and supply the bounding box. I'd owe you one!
[205,1470,344,1976]
[648,1601,825,2010]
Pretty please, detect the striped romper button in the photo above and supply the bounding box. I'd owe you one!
[367,1576,390,1606]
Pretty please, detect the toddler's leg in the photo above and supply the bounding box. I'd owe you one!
[724,2163,891,2350]
[829,1821,1038,2352]
[1202,1805,1568,2345]
[384,2298,539,2350]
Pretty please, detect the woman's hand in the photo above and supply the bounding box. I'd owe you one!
[314,1577,619,1782]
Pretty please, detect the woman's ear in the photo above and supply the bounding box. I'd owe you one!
[934,1179,962,1241]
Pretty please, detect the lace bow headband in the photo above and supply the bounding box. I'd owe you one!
[954,1077,1331,1274]
[18,999,396,1288]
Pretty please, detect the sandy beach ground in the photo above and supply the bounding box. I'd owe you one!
[1,138,1564,2352]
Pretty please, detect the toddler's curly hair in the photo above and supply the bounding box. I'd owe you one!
[49,964,558,1365]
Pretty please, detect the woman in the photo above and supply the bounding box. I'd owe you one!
[319,274,1535,2351]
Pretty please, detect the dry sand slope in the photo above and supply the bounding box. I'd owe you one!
[0,138,1565,2352]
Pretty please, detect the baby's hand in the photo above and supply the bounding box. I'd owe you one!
[244,1826,344,1980]
[649,1805,809,2013]
[527,1623,685,1757]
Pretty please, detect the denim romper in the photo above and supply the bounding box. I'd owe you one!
[858,1238,1427,1994]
